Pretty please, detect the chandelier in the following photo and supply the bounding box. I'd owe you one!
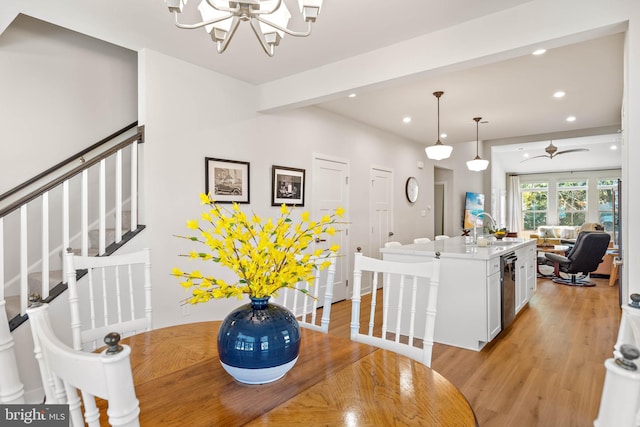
[425,91,453,160]
[165,0,323,56]
[466,117,489,171]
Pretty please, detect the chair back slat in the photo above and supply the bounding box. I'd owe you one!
[276,255,337,333]
[350,252,441,367]
[65,248,152,351]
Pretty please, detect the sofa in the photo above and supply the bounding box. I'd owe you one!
[536,225,581,240]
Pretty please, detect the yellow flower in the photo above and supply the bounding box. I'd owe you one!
[172,194,344,304]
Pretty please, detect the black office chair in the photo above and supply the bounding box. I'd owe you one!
[542,231,611,287]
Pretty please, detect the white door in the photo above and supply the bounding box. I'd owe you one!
[370,167,393,261]
[312,155,349,303]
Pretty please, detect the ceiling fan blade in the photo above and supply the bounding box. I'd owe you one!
[552,148,590,157]
[557,148,590,154]
[520,154,550,163]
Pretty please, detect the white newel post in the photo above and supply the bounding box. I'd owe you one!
[0,217,25,403]
[595,344,640,426]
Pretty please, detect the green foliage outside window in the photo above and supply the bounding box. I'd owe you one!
[557,180,587,226]
[521,182,548,230]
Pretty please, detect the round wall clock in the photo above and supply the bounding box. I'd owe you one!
[405,177,419,203]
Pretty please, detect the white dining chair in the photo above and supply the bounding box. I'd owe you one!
[279,255,337,333]
[27,302,140,427]
[384,241,402,248]
[413,237,431,244]
[435,235,450,240]
[350,251,441,367]
[64,248,152,351]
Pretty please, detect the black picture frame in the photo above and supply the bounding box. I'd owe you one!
[205,157,250,204]
[271,165,305,206]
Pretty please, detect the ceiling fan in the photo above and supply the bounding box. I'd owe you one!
[521,141,589,162]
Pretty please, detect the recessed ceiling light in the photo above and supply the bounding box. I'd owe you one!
[566,115,577,122]
[348,93,356,98]
[553,91,566,98]
[532,49,547,56]
[611,145,618,150]
[523,153,530,158]
[440,133,447,139]
[402,116,411,124]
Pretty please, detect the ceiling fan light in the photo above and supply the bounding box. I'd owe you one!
[425,142,453,160]
[467,157,489,171]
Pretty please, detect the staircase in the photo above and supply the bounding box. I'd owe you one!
[1,123,145,331]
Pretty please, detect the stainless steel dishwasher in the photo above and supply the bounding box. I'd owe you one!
[501,252,518,329]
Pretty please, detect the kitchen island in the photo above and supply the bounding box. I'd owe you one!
[380,236,537,351]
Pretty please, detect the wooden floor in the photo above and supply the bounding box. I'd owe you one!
[326,276,621,426]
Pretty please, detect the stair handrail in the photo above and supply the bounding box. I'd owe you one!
[0,123,144,219]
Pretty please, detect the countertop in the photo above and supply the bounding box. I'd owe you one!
[380,236,536,260]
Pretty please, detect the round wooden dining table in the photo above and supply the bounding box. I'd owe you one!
[100,321,477,426]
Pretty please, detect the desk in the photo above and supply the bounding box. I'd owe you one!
[101,321,477,426]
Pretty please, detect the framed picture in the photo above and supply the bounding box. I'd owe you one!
[272,165,305,206]
[205,157,250,204]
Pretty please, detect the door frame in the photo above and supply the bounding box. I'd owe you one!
[434,180,448,237]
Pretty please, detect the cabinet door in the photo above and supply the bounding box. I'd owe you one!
[525,246,537,300]
[487,271,501,340]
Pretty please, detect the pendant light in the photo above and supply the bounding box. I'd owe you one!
[466,117,489,171]
[425,91,453,160]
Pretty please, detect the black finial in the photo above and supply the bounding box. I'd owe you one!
[616,344,640,371]
[630,294,640,308]
[356,247,362,253]
[28,294,42,307]
[104,332,123,355]
[435,251,441,259]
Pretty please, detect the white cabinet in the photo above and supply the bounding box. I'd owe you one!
[381,238,537,351]
[487,258,502,341]
[515,245,536,313]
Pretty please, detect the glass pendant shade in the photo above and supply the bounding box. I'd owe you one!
[466,157,489,171]
[467,116,489,171]
[425,91,453,160]
[425,143,453,160]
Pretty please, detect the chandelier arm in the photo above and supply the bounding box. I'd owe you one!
[255,16,313,37]
[217,16,243,54]
[205,0,240,14]
[249,18,276,57]
[173,11,233,30]
[253,0,283,15]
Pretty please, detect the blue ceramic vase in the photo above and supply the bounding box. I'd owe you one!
[217,296,301,384]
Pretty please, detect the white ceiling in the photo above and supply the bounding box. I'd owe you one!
[4,0,623,174]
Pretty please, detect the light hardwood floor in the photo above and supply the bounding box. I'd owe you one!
[325,276,621,427]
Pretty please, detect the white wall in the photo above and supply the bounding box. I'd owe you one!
[0,15,137,194]
[138,49,464,328]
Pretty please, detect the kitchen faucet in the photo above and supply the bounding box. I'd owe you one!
[472,212,497,244]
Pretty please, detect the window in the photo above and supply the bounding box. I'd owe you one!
[598,179,618,233]
[557,180,587,226]
[521,182,548,230]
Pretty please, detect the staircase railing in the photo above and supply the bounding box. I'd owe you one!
[0,122,145,332]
